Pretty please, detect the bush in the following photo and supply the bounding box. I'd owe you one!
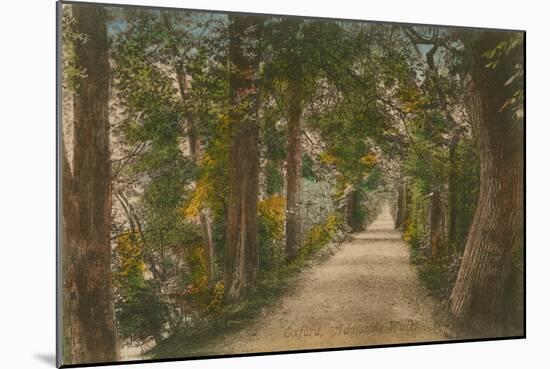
[258,196,286,274]
[116,280,168,342]
[114,231,168,341]
[300,213,343,259]
[181,246,225,319]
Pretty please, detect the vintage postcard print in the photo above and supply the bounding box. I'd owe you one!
[57,1,525,366]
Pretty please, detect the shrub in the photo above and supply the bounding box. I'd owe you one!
[301,213,343,259]
[182,245,225,319]
[113,231,168,342]
[258,196,286,274]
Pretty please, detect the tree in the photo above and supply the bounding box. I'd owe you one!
[284,49,305,263]
[224,15,264,301]
[161,11,216,286]
[62,4,117,364]
[262,18,310,262]
[110,9,211,335]
[449,31,524,332]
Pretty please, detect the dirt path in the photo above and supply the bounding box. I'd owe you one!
[200,204,451,355]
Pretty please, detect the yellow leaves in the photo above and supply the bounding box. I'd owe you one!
[181,154,219,220]
[114,230,145,280]
[186,245,209,293]
[204,280,225,316]
[259,195,286,218]
[259,195,286,242]
[403,101,416,113]
[334,176,350,200]
[199,153,214,167]
[361,152,377,167]
[184,246,225,317]
[325,213,342,231]
[304,226,324,248]
[399,84,428,114]
[302,213,343,255]
[319,151,337,165]
[181,178,212,219]
[321,150,377,176]
[403,96,429,113]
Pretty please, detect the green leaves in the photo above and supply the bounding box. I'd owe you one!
[482,33,522,69]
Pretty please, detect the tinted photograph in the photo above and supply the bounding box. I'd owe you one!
[58,1,525,366]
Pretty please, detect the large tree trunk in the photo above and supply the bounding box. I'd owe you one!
[224,15,263,302]
[449,31,524,333]
[285,77,303,262]
[62,5,117,364]
[424,45,451,261]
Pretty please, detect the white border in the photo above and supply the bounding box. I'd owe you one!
[1,1,547,369]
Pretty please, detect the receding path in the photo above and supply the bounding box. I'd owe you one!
[199,204,450,355]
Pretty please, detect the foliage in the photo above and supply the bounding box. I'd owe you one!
[298,213,344,261]
[451,138,480,251]
[110,9,227,342]
[258,196,286,274]
[482,33,524,123]
[113,231,168,341]
[180,247,224,318]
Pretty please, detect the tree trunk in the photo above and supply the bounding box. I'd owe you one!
[424,44,451,261]
[224,15,263,302]
[199,211,215,285]
[62,5,117,364]
[285,77,303,262]
[346,189,364,232]
[448,130,460,249]
[449,31,524,332]
[428,188,447,261]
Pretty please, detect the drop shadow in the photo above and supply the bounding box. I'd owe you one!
[34,353,56,367]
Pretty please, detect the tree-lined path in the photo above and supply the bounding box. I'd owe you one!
[60,5,524,364]
[198,204,450,355]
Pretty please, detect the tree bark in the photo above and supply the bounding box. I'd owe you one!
[448,129,460,249]
[62,5,117,364]
[285,77,303,262]
[428,188,447,261]
[424,44,451,261]
[449,31,524,332]
[224,15,263,302]
[199,211,215,285]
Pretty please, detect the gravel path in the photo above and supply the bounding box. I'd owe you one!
[199,204,451,355]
